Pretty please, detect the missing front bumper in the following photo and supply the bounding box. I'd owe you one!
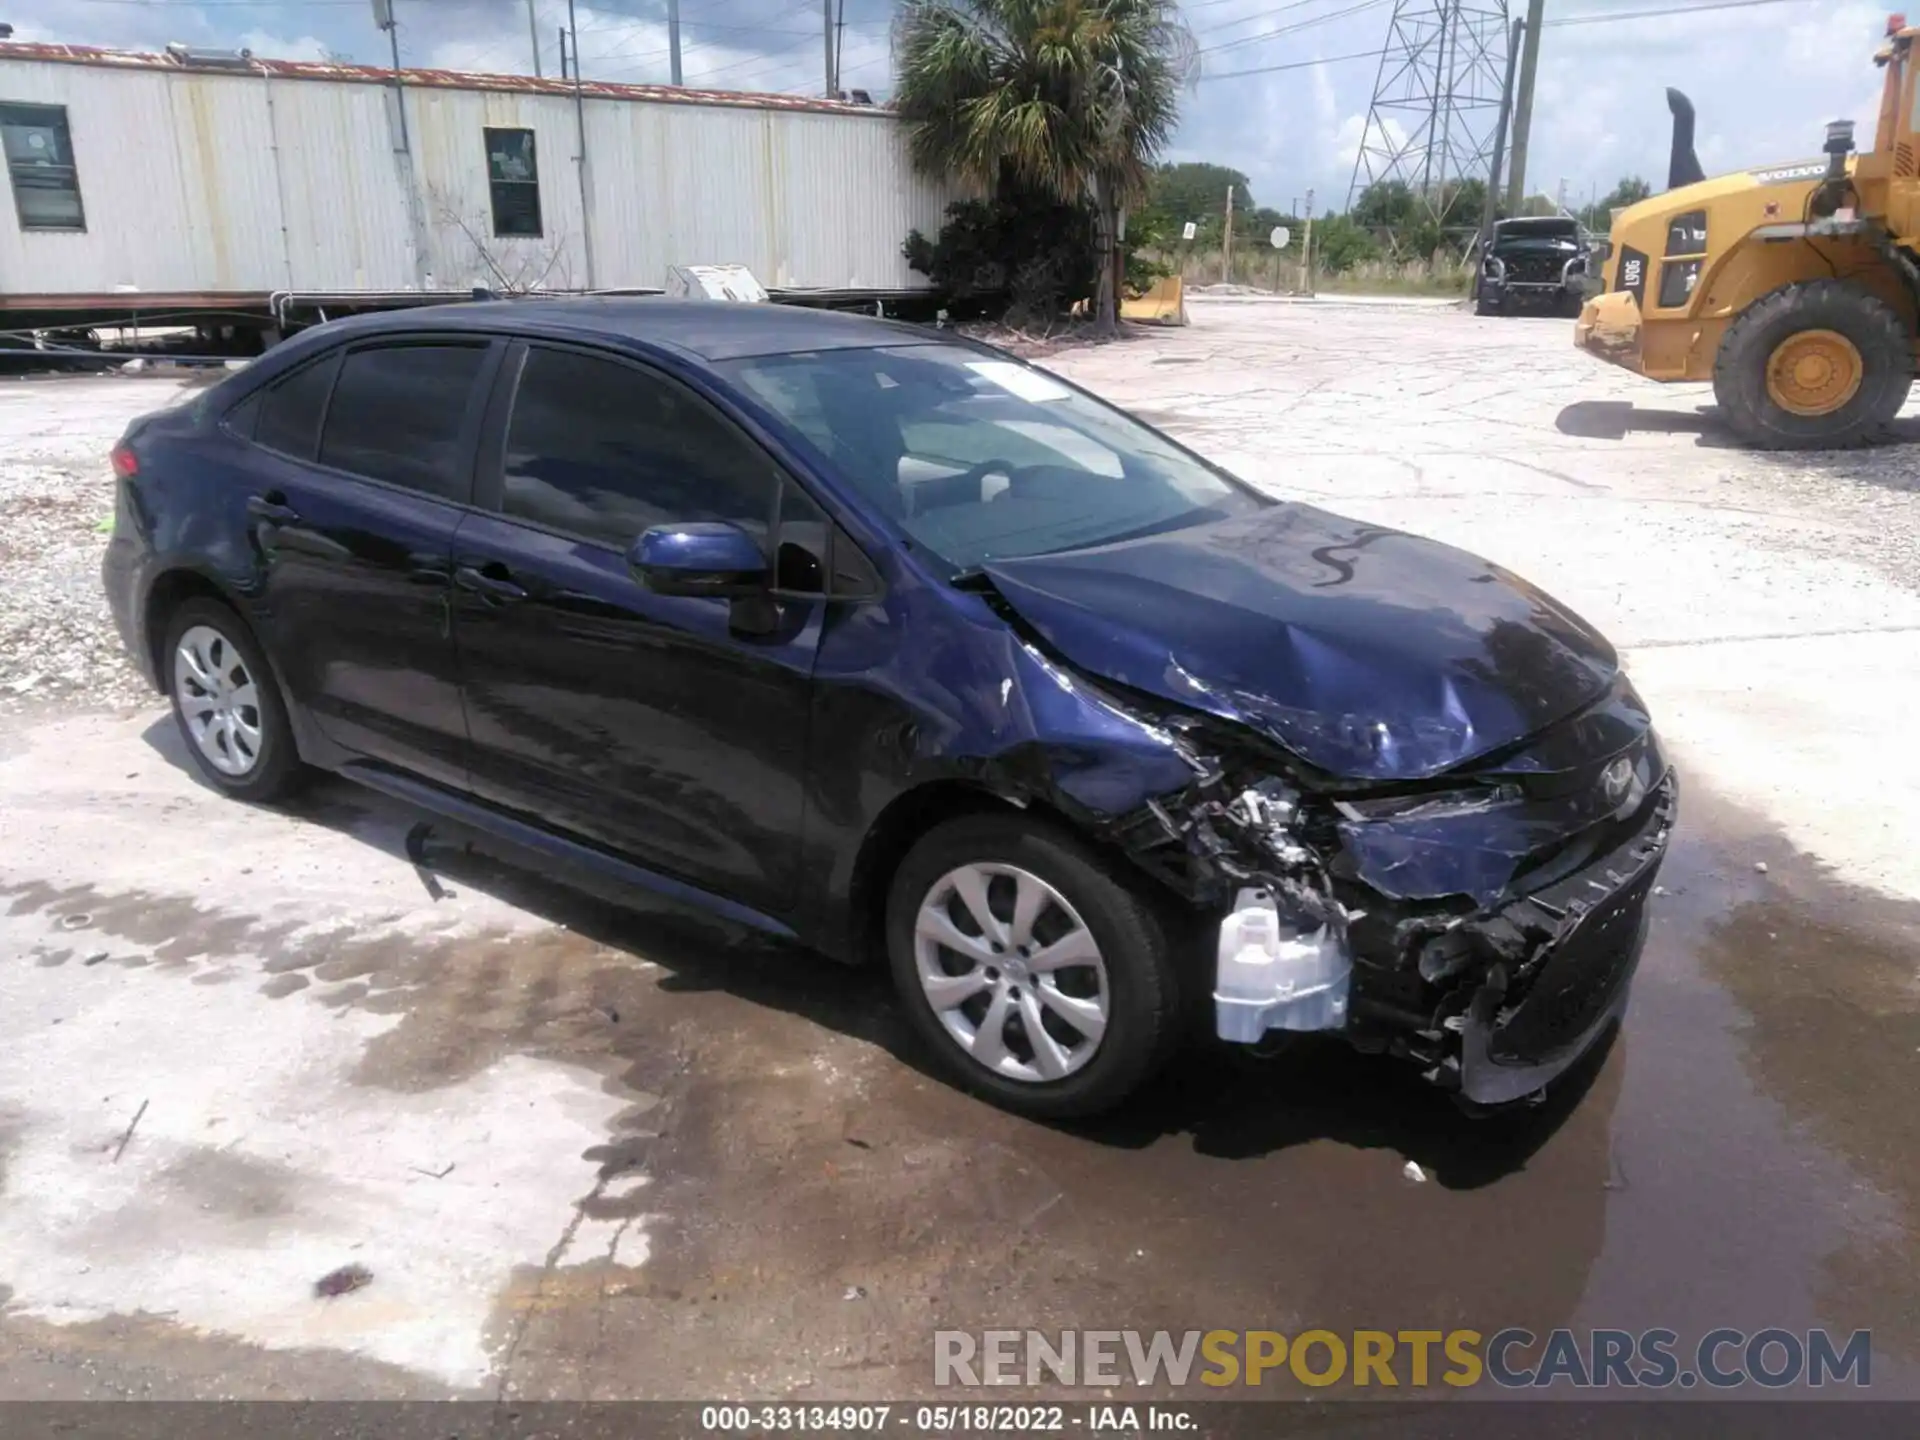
[1426,774,1674,1104]
[1210,773,1675,1106]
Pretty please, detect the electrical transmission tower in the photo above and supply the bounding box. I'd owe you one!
[1346,0,1512,232]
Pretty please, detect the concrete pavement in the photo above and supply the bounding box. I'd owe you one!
[0,301,1916,1402]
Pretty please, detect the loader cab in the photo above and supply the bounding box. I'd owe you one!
[1858,14,1920,242]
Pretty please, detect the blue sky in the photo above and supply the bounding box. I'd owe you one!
[12,0,1897,217]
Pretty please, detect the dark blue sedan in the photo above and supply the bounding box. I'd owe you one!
[102,300,1673,1118]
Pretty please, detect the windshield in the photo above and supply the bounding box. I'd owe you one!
[722,344,1265,571]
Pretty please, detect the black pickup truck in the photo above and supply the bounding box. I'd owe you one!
[1474,217,1598,317]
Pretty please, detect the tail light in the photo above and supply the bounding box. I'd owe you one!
[110,442,139,478]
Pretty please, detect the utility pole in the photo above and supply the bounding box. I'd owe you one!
[1505,0,1546,213]
[667,0,683,84]
[1222,183,1235,283]
[1478,15,1524,245]
[835,0,846,96]
[565,0,596,287]
[1301,187,1315,296]
[527,0,541,76]
[557,26,568,80]
[823,0,837,96]
[374,0,410,153]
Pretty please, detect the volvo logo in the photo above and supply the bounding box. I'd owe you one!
[1601,757,1635,805]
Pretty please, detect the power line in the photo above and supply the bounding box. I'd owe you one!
[687,35,817,85]
[677,18,817,38]
[1205,44,1386,79]
[1547,0,1816,23]
[1188,0,1364,42]
[63,0,363,6]
[1199,0,1395,55]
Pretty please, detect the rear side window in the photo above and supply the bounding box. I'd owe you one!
[501,346,781,549]
[319,344,488,501]
[253,353,339,460]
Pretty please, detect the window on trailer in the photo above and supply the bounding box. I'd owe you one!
[485,128,541,238]
[0,103,84,231]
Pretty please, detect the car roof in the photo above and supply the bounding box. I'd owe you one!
[305,296,939,362]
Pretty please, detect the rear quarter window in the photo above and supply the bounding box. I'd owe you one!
[221,389,263,441]
[252,351,341,461]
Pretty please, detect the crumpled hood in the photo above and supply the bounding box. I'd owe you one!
[1493,237,1580,254]
[982,503,1619,781]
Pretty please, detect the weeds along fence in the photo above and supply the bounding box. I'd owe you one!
[1148,247,1473,297]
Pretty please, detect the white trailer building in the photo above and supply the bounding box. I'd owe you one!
[0,41,951,331]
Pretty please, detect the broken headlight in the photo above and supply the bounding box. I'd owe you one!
[1333,783,1522,823]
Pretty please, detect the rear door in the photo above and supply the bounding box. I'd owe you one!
[450,340,825,917]
[239,335,500,790]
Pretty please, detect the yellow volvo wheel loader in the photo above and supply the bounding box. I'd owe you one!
[1575,13,1920,449]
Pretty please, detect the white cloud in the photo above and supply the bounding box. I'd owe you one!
[3,0,1896,214]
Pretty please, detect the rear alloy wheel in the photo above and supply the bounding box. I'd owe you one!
[1712,279,1912,449]
[164,598,304,802]
[886,814,1184,1118]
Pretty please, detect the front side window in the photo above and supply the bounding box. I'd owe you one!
[724,345,1265,572]
[501,347,781,549]
[319,344,488,500]
[484,127,541,238]
[0,102,84,231]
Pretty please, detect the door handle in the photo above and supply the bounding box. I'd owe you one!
[246,493,300,526]
[454,564,529,604]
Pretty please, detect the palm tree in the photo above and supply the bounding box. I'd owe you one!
[892,0,1193,331]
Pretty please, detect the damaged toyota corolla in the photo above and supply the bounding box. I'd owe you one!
[105,302,1671,1121]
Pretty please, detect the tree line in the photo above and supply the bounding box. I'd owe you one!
[884,0,1655,324]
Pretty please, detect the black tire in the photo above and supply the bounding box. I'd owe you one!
[1711,279,1913,450]
[1558,288,1586,319]
[885,813,1187,1119]
[1474,294,1501,317]
[161,597,305,803]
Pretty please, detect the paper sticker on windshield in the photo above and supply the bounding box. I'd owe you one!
[967,361,1071,403]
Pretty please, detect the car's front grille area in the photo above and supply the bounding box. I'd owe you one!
[1489,860,1655,1059]
[1501,252,1566,285]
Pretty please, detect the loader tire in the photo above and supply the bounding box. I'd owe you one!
[1712,279,1912,450]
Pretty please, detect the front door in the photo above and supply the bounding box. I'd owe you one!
[234,337,498,790]
[451,342,822,918]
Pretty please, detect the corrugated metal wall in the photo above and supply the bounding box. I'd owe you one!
[0,57,952,299]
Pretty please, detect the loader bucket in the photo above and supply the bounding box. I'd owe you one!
[1121,275,1187,326]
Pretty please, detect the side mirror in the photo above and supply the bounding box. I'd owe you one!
[628,521,770,598]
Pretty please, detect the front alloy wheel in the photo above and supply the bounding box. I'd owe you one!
[913,862,1111,1082]
[886,814,1184,1119]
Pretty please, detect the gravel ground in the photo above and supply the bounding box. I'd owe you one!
[0,373,205,720]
